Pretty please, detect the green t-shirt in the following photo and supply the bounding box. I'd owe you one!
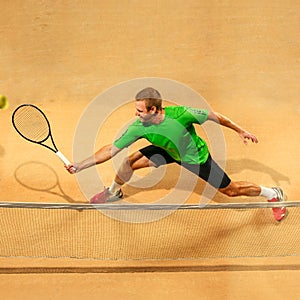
[114,106,209,164]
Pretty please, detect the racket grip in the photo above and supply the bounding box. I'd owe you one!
[56,151,72,166]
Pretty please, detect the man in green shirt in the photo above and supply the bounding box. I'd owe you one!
[66,87,286,221]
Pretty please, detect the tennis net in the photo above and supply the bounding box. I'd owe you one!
[0,201,299,260]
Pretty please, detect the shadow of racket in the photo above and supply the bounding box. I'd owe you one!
[14,161,87,204]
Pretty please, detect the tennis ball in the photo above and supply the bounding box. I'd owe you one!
[0,95,9,110]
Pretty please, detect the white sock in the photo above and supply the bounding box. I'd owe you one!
[108,181,122,194]
[259,186,276,200]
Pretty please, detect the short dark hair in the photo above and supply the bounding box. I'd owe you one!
[135,87,162,111]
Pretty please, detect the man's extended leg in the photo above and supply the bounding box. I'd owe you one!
[219,181,261,197]
[219,181,286,221]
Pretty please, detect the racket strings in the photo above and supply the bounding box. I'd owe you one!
[13,106,50,142]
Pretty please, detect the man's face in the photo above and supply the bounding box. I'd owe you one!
[135,100,156,124]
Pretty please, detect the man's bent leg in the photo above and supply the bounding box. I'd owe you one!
[90,151,155,204]
[114,151,156,185]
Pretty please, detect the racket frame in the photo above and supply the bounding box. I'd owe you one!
[12,104,71,166]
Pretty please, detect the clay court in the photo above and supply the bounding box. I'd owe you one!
[0,1,299,299]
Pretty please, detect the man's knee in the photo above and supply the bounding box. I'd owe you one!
[125,151,153,171]
[126,152,143,167]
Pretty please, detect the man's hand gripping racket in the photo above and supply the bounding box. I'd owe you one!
[12,104,76,173]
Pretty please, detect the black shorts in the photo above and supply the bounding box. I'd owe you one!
[139,145,231,189]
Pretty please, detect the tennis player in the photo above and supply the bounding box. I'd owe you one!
[66,87,286,221]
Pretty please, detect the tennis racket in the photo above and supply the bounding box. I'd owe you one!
[12,104,73,167]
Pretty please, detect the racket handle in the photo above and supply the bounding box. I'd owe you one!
[56,151,72,166]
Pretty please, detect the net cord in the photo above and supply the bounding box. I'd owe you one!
[0,201,298,210]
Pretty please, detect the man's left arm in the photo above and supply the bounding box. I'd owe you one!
[207,111,258,145]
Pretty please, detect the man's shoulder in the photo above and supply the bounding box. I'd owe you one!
[165,105,208,124]
[164,105,188,117]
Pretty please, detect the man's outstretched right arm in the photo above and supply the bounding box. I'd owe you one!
[65,144,121,174]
